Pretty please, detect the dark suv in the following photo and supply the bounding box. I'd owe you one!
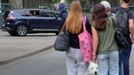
[2,9,64,36]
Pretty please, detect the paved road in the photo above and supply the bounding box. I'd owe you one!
[0,30,56,63]
[0,30,134,75]
[0,49,67,75]
[0,47,133,75]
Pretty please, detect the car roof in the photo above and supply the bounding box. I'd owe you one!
[9,9,58,16]
[11,9,54,13]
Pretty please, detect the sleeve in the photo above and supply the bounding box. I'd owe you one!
[128,10,133,19]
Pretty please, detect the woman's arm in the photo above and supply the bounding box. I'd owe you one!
[91,26,98,62]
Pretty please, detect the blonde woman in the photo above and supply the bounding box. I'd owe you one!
[64,1,98,75]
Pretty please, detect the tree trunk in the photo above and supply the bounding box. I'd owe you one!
[9,0,23,9]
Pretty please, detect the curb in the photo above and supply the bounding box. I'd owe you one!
[0,45,54,66]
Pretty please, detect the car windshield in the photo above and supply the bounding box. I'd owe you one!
[10,11,21,17]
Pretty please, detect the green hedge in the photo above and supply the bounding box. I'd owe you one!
[82,8,91,13]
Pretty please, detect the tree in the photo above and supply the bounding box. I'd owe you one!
[9,0,23,9]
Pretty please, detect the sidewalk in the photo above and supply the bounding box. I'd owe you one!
[0,31,56,65]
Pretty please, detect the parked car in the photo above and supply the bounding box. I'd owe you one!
[2,9,64,36]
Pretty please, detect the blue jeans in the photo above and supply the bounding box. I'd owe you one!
[65,47,89,75]
[97,51,119,75]
[119,46,132,75]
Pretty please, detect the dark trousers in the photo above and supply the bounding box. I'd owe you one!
[119,46,132,75]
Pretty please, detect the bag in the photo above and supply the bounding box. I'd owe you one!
[114,29,129,48]
[78,16,93,63]
[111,16,129,49]
[54,25,69,51]
[115,9,129,35]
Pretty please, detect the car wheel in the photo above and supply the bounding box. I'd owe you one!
[16,25,28,36]
[8,31,17,36]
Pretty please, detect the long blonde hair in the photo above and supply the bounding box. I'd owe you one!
[65,1,83,34]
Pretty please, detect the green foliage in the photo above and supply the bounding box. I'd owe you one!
[52,0,60,3]
[82,8,91,13]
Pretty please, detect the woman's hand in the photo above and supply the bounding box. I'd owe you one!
[92,53,97,63]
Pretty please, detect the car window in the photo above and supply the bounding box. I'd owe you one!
[40,12,55,17]
[10,11,21,17]
[13,10,25,16]
[29,10,40,16]
[40,12,49,17]
[48,12,55,17]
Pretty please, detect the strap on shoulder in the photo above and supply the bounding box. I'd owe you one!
[110,16,117,28]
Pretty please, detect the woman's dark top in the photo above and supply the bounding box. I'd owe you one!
[68,17,92,48]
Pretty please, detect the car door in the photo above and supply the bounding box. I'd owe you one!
[40,12,61,32]
[28,10,43,29]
